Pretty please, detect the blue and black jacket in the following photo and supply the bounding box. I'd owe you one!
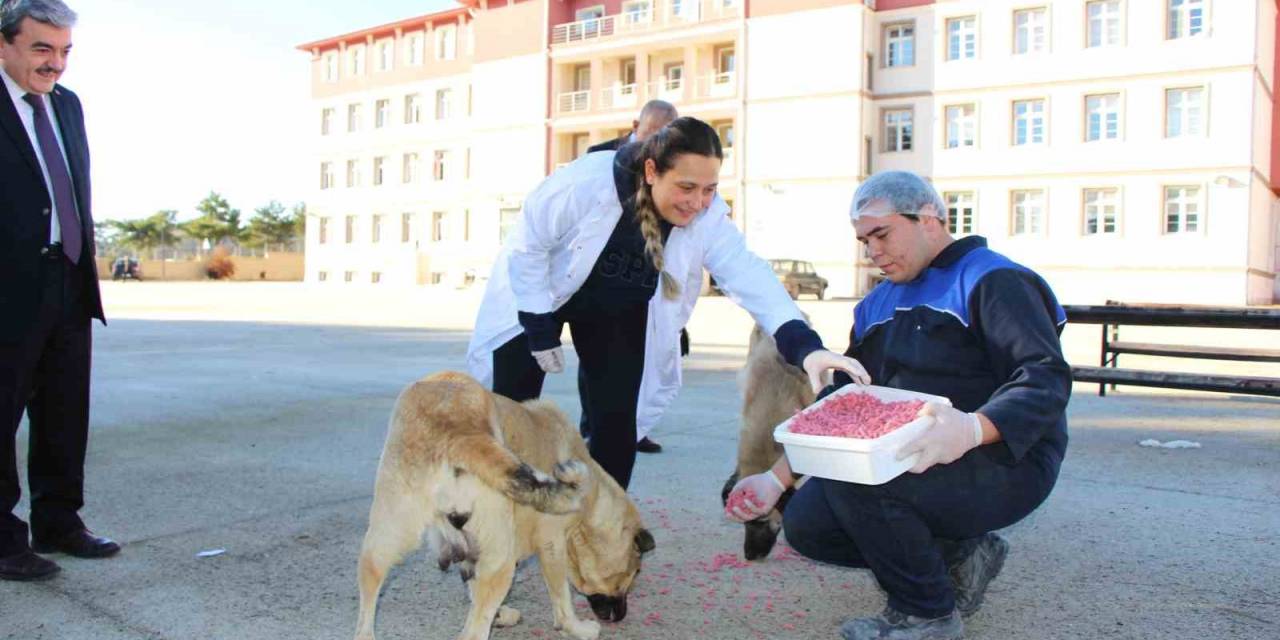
[834,235,1071,468]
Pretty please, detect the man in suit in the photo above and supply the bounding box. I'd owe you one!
[586,99,678,154]
[580,100,680,454]
[0,0,118,582]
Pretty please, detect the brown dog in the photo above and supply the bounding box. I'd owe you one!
[721,324,815,560]
[354,372,653,640]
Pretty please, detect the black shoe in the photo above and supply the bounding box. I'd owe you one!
[32,529,121,559]
[0,550,61,581]
[840,606,963,640]
[636,437,662,454]
[949,532,1009,617]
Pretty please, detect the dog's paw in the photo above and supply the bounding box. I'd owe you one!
[494,605,522,627]
[552,460,588,488]
[560,618,600,640]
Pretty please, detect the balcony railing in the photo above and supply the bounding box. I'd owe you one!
[551,0,742,46]
[600,83,639,110]
[557,90,591,114]
[694,72,737,100]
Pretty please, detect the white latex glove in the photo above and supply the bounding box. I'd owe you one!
[897,401,983,473]
[531,346,565,374]
[723,470,787,523]
[801,349,871,394]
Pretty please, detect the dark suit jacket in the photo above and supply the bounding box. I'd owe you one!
[0,83,104,336]
[587,135,629,154]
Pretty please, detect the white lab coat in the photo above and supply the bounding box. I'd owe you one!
[466,150,804,438]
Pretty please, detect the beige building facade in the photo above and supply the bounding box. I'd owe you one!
[301,0,1280,304]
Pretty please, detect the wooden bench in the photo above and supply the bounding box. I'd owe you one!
[1063,302,1280,398]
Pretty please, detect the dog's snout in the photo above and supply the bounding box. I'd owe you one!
[587,594,627,622]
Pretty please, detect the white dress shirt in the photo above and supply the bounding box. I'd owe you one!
[2,67,77,244]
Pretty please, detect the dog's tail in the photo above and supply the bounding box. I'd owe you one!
[446,432,587,515]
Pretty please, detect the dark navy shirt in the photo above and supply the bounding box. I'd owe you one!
[833,236,1071,468]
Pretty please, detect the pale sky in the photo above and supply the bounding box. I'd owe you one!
[57,0,462,222]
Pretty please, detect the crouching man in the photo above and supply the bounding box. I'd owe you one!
[726,171,1071,640]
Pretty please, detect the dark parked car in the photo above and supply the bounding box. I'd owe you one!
[708,258,828,299]
[770,259,827,299]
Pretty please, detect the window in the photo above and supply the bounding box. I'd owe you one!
[1086,1,1122,48]
[622,59,637,87]
[401,212,413,243]
[346,159,361,188]
[436,25,457,60]
[436,88,452,120]
[375,99,389,128]
[716,46,736,81]
[344,215,356,243]
[372,156,386,186]
[403,152,419,184]
[883,109,912,152]
[945,104,976,148]
[662,63,682,91]
[1083,188,1119,235]
[323,53,338,82]
[404,94,422,124]
[1168,0,1204,40]
[622,0,651,26]
[1011,190,1045,235]
[432,211,446,242]
[349,46,365,76]
[318,271,328,282]
[1014,8,1048,55]
[1166,87,1204,138]
[377,41,393,71]
[1012,99,1045,146]
[1085,94,1120,141]
[320,162,334,190]
[406,33,423,65]
[946,16,977,61]
[433,150,449,181]
[499,207,520,244]
[716,121,735,148]
[319,217,329,244]
[372,214,384,242]
[945,192,976,235]
[865,54,873,91]
[347,103,362,132]
[371,272,382,284]
[463,209,471,242]
[430,272,444,285]
[344,271,355,283]
[1164,185,1201,233]
[884,23,915,67]
[321,108,334,135]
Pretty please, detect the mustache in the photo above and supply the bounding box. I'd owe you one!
[36,66,62,74]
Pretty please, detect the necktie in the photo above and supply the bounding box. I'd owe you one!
[23,92,81,264]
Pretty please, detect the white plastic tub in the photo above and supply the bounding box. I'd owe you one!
[772,384,952,485]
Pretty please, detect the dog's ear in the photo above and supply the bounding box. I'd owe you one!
[634,529,655,554]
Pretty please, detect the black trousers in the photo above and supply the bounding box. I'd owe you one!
[1,254,93,556]
[782,448,1058,618]
[579,327,686,440]
[493,298,648,489]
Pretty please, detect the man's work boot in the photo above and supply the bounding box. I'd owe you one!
[840,607,963,640]
[949,532,1009,617]
[636,437,662,454]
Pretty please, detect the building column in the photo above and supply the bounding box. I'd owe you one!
[682,45,698,102]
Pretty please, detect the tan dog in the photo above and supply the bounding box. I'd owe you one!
[354,371,653,640]
[721,323,815,560]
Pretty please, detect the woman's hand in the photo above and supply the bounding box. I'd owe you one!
[801,350,871,394]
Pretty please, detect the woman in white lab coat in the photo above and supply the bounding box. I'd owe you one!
[466,117,868,489]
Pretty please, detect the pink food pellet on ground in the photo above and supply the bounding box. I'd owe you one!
[789,392,925,439]
[782,623,796,631]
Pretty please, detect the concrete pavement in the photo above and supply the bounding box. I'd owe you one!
[1,282,1277,640]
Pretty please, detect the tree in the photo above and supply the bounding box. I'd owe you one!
[248,201,295,249]
[108,210,179,259]
[182,191,241,253]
